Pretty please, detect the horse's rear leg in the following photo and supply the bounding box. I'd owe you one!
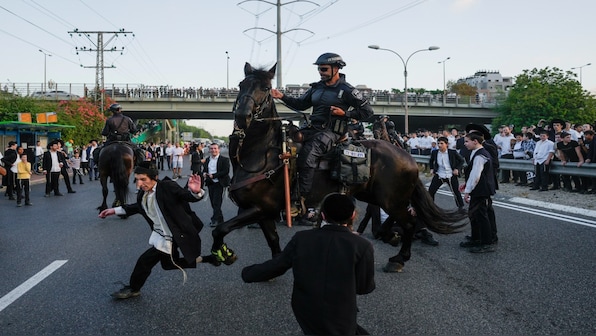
[97,178,110,212]
[258,218,282,258]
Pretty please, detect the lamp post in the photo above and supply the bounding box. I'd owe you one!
[38,49,52,93]
[225,51,230,90]
[438,57,450,105]
[368,45,439,134]
[571,63,591,85]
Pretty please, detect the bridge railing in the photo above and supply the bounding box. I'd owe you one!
[412,154,596,178]
[0,82,495,107]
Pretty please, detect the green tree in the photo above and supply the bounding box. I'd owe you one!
[451,82,477,96]
[493,67,596,130]
[56,99,106,145]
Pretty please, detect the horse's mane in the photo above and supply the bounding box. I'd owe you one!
[247,66,274,82]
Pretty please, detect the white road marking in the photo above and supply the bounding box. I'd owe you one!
[436,190,596,228]
[0,260,68,312]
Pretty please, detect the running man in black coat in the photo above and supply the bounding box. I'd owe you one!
[242,193,375,335]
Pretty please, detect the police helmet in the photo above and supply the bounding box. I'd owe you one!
[313,53,346,68]
[109,103,122,113]
[386,120,395,129]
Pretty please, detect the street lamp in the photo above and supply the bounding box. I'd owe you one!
[368,44,439,134]
[39,49,52,93]
[225,51,230,90]
[438,57,451,105]
[571,63,591,85]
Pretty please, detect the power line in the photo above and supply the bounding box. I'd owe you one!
[0,4,75,46]
[69,29,133,108]
[0,28,79,65]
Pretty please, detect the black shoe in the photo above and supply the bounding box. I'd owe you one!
[420,231,439,246]
[73,181,76,184]
[68,190,76,193]
[16,203,22,207]
[55,193,64,196]
[499,180,510,184]
[80,182,84,184]
[469,244,496,253]
[25,202,32,206]
[460,240,480,248]
[44,194,50,198]
[529,187,540,190]
[8,197,15,200]
[549,186,560,190]
[111,285,140,299]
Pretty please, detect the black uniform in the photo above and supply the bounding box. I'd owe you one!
[279,74,374,195]
[101,113,136,143]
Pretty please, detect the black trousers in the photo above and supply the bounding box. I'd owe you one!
[427,175,464,208]
[356,204,381,236]
[61,167,73,192]
[534,162,550,190]
[208,182,225,224]
[5,172,16,197]
[16,178,30,203]
[468,196,493,245]
[45,172,61,195]
[129,247,196,292]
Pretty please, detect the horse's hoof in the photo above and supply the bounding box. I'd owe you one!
[382,261,404,273]
[212,243,237,266]
[202,255,222,267]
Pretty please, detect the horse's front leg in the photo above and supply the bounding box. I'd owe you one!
[383,208,415,273]
[208,207,263,266]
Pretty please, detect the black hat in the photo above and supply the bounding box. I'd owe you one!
[465,123,491,140]
[551,118,566,126]
[321,193,355,224]
[134,161,158,178]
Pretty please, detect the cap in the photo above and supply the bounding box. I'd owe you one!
[321,193,355,224]
[134,161,159,178]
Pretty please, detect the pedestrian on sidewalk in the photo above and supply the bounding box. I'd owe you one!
[16,152,32,206]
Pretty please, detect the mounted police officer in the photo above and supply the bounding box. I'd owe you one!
[100,103,145,164]
[271,52,374,200]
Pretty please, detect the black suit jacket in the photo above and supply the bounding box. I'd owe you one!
[42,150,68,172]
[121,177,205,264]
[203,155,231,187]
[428,149,464,174]
[242,225,375,335]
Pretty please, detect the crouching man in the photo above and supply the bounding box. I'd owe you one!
[242,193,375,335]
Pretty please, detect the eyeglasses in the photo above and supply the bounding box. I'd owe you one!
[317,67,329,72]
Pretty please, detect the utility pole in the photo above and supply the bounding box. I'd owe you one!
[69,29,132,109]
[239,0,317,89]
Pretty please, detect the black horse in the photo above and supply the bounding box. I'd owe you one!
[96,143,134,212]
[209,62,466,272]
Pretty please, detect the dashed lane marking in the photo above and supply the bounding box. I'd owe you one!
[0,260,68,312]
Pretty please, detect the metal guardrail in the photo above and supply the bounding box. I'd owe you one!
[412,154,596,178]
[0,82,496,108]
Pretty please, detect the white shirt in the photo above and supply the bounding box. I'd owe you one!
[35,145,44,156]
[447,135,457,150]
[165,146,173,156]
[533,139,555,165]
[436,150,452,179]
[407,137,419,150]
[208,155,219,182]
[464,147,489,194]
[495,133,515,156]
[49,151,61,172]
[173,147,184,161]
[81,148,88,162]
[418,135,435,150]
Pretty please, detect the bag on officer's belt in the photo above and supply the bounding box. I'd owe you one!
[331,142,371,184]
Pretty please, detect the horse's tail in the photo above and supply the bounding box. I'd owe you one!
[410,178,467,234]
[111,147,129,201]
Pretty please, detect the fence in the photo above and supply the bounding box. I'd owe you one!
[411,155,596,178]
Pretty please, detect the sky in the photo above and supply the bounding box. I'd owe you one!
[1,0,595,136]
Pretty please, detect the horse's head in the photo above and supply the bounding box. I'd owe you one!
[233,62,277,130]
